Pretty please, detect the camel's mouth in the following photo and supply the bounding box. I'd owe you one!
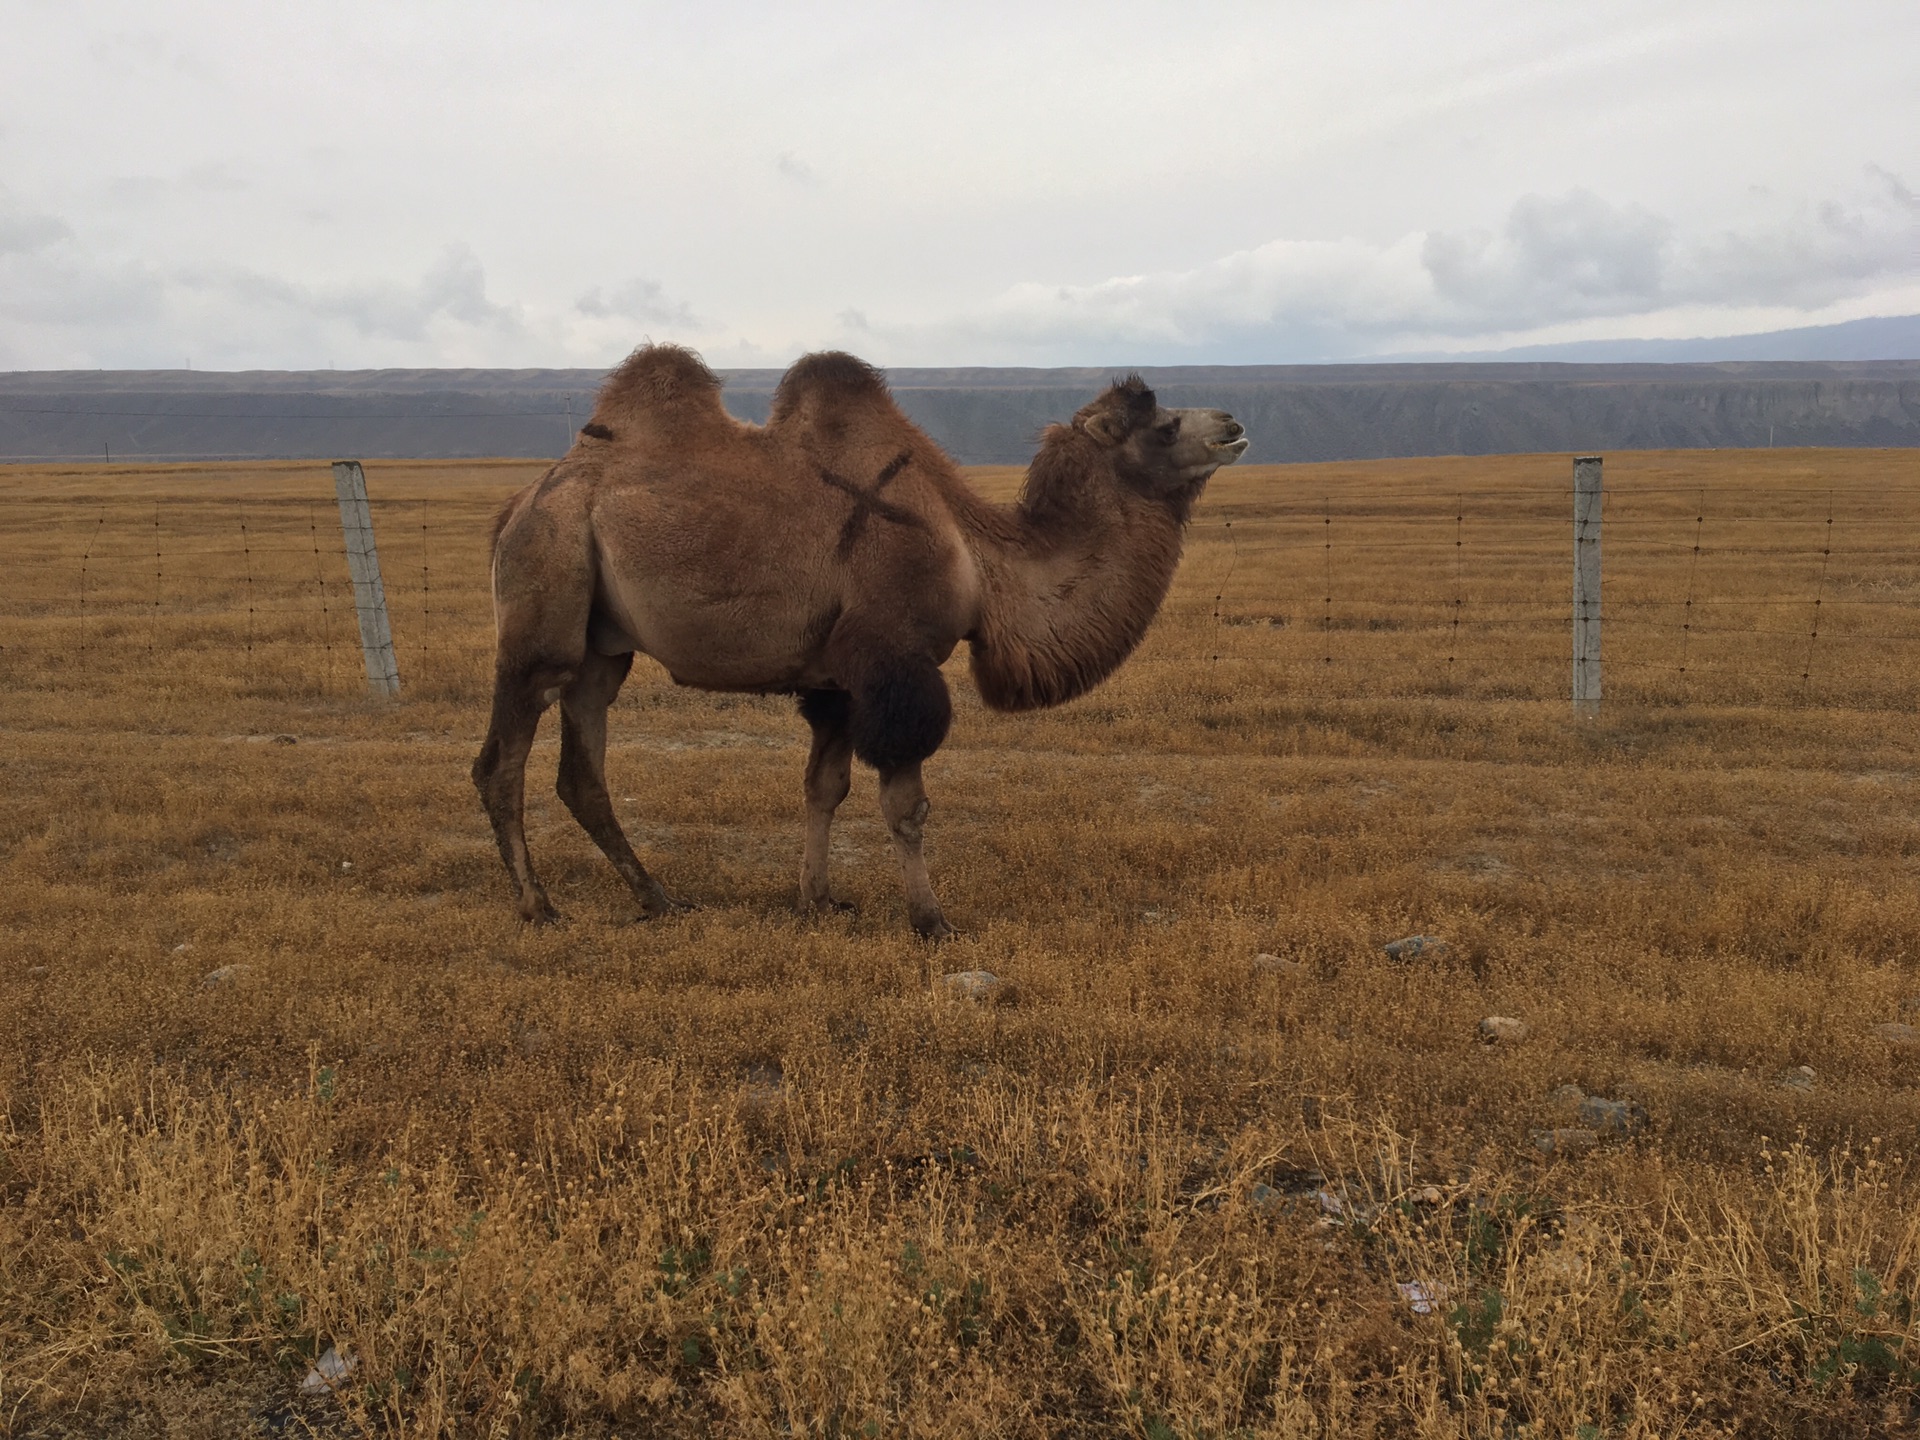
[1209,436,1251,464]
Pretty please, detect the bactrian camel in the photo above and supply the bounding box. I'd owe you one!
[473,345,1248,936]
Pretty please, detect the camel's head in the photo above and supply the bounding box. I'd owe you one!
[1074,376,1249,499]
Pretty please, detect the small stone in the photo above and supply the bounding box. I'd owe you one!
[339,861,353,873]
[172,942,192,954]
[1547,1084,1587,1109]
[1250,1181,1282,1212]
[1383,935,1449,961]
[1577,1096,1648,1137]
[1532,1127,1599,1156]
[272,734,297,745]
[1253,953,1305,975]
[201,964,247,987]
[300,1344,358,1395]
[941,970,1003,1003]
[1778,1065,1817,1093]
[1398,1280,1448,1315]
[1416,1185,1443,1205]
[1871,1022,1919,1047]
[1478,1016,1529,1044]
[743,1060,783,1096]
[28,966,48,978]
[1313,1188,1379,1225]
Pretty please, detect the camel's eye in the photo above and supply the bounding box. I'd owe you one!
[1156,420,1179,442]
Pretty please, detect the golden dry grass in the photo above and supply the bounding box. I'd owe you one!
[2,449,1919,1438]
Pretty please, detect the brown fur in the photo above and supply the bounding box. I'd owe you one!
[473,345,1247,935]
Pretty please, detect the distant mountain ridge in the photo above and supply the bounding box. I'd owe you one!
[1412,312,1920,364]
[4,357,1919,465]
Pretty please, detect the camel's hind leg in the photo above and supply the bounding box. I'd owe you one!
[797,689,855,913]
[556,649,688,920]
[473,664,570,924]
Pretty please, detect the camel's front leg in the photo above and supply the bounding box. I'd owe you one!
[798,690,855,913]
[877,763,954,940]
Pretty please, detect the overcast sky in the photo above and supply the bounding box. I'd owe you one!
[2,0,1915,370]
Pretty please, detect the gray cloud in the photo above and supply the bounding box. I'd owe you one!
[0,235,528,366]
[775,151,818,185]
[0,202,72,255]
[176,244,524,343]
[575,278,699,328]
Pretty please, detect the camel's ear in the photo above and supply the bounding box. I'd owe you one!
[1080,408,1131,445]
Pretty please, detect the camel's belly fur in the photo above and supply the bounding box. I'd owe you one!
[583,473,972,693]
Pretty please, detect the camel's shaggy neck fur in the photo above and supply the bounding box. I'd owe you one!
[962,382,1198,712]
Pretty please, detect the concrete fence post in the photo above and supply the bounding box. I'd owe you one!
[332,460,400,697]
[1573,455,1603,714]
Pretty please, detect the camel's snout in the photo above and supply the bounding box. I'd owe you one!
[1210,416,1249,464]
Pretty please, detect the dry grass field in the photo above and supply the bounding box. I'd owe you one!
[3,449,1919,1438]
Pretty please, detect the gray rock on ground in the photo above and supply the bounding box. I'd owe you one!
[941,970,1003,1003]
[1577,1096,1648,1136]
[1532,1127,1599,1156]
[1871,1022,1919,1047]
[201,964,248,987]
[1778,1065,1817,1093]
[1546,1084,1587,1109]
[1383,935,1449,961]
[1478,1016,1529,1044]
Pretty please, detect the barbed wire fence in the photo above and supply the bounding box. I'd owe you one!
[6,455,1920,713]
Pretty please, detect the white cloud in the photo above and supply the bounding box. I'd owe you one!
[865,173,1920,363]
[1423,190,1672,326]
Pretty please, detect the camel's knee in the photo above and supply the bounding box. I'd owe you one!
[554,761,599,817]
[887,795,930,845]
[878,767,932,841]
[806,766,852,813]
[471,740,519,812]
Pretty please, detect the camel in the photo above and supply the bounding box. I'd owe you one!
[472,345,1248,936]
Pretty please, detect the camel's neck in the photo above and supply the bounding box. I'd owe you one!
[963,440,1193,712]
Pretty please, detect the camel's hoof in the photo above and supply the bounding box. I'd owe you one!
[913,915,959,942]
[637,886,696,920]
[523,904,563,928]
[804,897,859,918]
